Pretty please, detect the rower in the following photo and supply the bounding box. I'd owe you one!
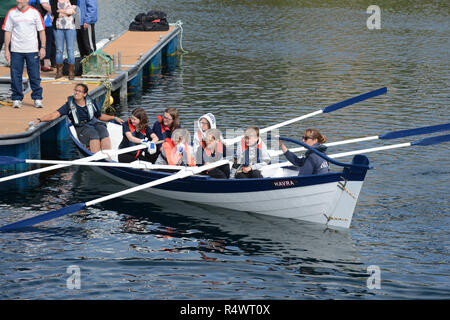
[195,128,230,179]
[279,128,330,175]
[234,127,271,179]
[118,108,159,163]
[155,128,195,167]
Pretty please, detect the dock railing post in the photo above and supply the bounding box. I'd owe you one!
[119,72,128,109]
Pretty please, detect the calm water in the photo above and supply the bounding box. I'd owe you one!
[0,0,449,299]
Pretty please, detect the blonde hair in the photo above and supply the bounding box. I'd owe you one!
[171,128,191,145]
[204,128,222,142]
[244,126,259,138]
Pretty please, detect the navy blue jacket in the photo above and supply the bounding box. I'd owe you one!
[284,144,330,175]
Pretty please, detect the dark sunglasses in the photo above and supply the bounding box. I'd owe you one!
[302,136,313,141]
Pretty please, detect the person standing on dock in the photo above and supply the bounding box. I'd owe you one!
[51,0,77,80]
[76,0,97,58]
[2,0,46,109]
[32,83,124,153]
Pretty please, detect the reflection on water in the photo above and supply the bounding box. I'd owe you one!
[0,0,449,299]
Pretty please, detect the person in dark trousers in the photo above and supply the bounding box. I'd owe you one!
[3,0,46,109]
[76,0,97,58]
[279,128,330,175]
[32,83,124,153]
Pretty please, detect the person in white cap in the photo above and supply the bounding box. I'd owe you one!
[193,113,216,154]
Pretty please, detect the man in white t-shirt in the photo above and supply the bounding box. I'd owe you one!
[2,0,46,108]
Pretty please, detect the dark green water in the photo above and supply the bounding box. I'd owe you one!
[0,0,449,299]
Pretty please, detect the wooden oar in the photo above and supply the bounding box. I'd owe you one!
[264,134,450,171]
[224,87,387,145]
[267,123,450,157]
[0,159,230,231]
[0,144,149,184]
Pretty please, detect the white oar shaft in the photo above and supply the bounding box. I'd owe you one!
[268,135,380,157]
[0,144,147,183]
[264,142,413,171]
[85,159,230,207]
[24,159,186,170]
[86,171,189,206]
[224,110,324,145]
[329,142,412,159]
[260,110,323,134]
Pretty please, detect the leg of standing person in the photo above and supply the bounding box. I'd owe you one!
[54,28,64,79]
[87,23,96,53]
[10,52,25,106]
[66,29,76,80]
[77,24,96,58]
[76,27,87,58]
[42,26,53,71]
[24,52,43,106]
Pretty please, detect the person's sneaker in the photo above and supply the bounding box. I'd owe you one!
[34,99,43,108]
[12,100,22,108]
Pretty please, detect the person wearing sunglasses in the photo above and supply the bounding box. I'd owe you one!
[279,128,330,175]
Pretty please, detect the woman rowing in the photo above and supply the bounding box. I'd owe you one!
[32,83,124,153]
[279,128,330,175]
[118,108,159,163]
[155,128,195,167]
[196,128,230,179]
[151,107,181,160]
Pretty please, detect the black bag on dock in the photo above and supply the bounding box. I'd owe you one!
[129,10,169,31]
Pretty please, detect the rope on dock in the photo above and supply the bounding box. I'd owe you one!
[170,20,188,54]
[101,80,115,115]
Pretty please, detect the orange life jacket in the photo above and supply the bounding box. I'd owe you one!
[161,139,196,167]
[157,115,171,140]
[201,140,224,159]
[128,118,148,159]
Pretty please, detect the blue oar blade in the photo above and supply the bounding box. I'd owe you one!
[322,87,387,113]
[380,123,450,140]
[0,202,86,231]
[0,156,26,165]
[411,134,450,147]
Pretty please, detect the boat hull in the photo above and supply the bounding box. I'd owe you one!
[70,122,369,228]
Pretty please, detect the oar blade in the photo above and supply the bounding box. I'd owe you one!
[379,123,450,140]
[322,87,387,113]
[411,134,450,147]
[0,156,26,166]
[0,202,86,231]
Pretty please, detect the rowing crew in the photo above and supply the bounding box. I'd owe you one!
[32,83,330,179]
